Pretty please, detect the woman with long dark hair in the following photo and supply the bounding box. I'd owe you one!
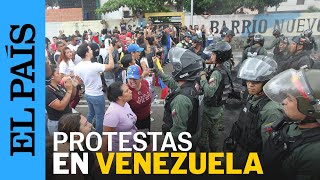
[58,47,80,108]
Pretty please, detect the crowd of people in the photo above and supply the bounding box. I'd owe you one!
[45,18,320,179]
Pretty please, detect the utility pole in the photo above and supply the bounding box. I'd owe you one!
[191,0,193,27]
[81,0,84,20]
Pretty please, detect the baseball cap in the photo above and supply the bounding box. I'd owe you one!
[126,65,142,80]
[127,44,144,53]
[111,37,120,45]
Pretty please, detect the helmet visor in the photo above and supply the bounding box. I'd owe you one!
[237,56,277,81]
[169,47,187,64]
[263,69,314,103]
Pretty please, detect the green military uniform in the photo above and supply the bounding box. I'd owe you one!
[226,55,282,169]
[265,36,281,51]
[158,72,199,143]
[199,41,234,152]
[153,47,203,148]
[232,96,283,168]
[280,123,320,179]
[242,44,268,62]
[198,70,223,152]
[263,68,320,179]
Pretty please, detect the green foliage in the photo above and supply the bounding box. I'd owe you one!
[96,0,170,15]
[306,6,320,13]
[183,0,284,15]
[97,0,284,15]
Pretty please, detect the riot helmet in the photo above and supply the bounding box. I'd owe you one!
[303,29,313,38]
[225,30,235,37]
[192,36,203,43]
[291,36,310,49]
[264,68,320,121]
[272,29,281,37]
[203,41,232,64]
[169,47,203,81]
[237,55,277,82]
[253,34,265,46]
[279,36,289,44]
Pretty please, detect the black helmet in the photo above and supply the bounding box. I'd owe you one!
[272,29,281,37]
[169,47,203,81]
[192,36,202,43]
[183,33,192,39]
[238,56,278,82]
[225,30,235,36]
[253,34,264,46]
[303,29,313,38]
[292,36,310,47]
[204,41,232,63]
[279,36,289,44]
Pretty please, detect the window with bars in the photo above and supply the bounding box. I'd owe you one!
[297,0,305,5]
[46,0,100,20]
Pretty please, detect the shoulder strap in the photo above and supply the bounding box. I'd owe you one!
[219,65,235,91]
[256,47,262,54]
[288,127,320,153]
[250,96,271,114]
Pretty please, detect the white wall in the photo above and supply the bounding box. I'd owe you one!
[267,0,320,12]
[99,0,132,20]
[46,12,320,40]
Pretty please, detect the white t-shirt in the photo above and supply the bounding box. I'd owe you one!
[140,57,153,88]
[59,60,75,76]
[73,54,82,65]
[207,32,214,40]
[99,48,109,61]
[74,60,105,96]
[67,44,79,51]
[196,30,202,37]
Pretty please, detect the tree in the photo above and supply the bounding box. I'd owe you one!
[96,0,171,15]
[183,0,284,15]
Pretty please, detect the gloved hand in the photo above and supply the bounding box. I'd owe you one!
[199,71,207,79]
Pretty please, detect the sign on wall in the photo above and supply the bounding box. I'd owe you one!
[185,13,320,37]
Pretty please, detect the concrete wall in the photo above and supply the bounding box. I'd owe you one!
[185,13,320,37]
[46,12,320,49]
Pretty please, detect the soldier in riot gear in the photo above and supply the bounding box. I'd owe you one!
[221,30,236,72]
[263,68,320,179]
[265,29,283,55]
[274,36,290,63]
[224,56,283,169]
[278,36,314,73]
[180,33,192,49]
[152,47,203,150]
[243,32,255,50]
[197,41,234,152]
[303,29,318,51]
[242,34,267,62]
[189,36,210,61]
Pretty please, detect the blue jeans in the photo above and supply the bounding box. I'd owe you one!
[85,94,105,134]
[162,46,169,64]
[206,40,214,47]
